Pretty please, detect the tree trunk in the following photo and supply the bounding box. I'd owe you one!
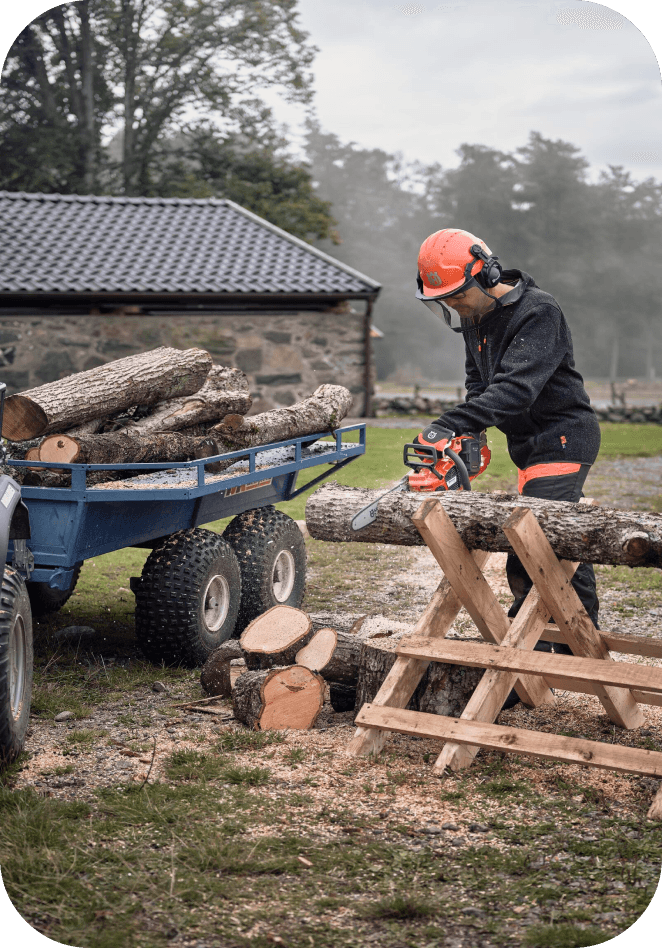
[200,640,245,697]
[232,665,325,730]
[355,635,484,718]
[305,483,662,569]
[240,606,314,671]
[77,0,96,191]
[209,384,353,449]
[2,347,213,440]
[38,430,221,466]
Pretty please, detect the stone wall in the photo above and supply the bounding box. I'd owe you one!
[0,309,370,415]
[373,394,662,424]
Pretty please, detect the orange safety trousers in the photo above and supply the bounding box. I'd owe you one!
[517,462,582,495]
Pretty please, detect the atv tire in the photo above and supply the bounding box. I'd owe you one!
[28,563,82,617]
[223,507,306,634]
[134,529,241,667]
[0,567,33,767]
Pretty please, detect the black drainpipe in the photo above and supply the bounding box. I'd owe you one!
[362,297,375,418]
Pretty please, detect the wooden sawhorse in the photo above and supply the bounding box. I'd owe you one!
[348,498,662,819]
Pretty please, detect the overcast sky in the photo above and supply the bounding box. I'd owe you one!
[260,0,662,182]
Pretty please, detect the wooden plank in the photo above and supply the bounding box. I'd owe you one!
[541,624,662,660]
[397,638,662,694]
[411,499,553,708]
[346,549,491,758]
[503,507,644,730]
[355,704,662,778]
[539,677,662,708]
[433,561,578,775]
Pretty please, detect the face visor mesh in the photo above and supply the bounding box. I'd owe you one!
[416,274,483,331]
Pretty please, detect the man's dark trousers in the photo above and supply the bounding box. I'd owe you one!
[506,462,598,655]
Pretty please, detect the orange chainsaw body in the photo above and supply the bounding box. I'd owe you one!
[404,432,491,492]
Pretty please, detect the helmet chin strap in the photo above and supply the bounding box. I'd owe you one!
[466,283,504,323]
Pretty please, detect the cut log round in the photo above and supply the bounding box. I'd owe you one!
[200,640,245,697]
[240,605,314,670]
[2,346,212,440]
[304,616,418,685]
[355,634,485,718]
[295,628,338,673]
[305,483,662,569]
[38,430,222,466]
[232,665,325,730]
[318,630,367,685]
[209,384,353,449]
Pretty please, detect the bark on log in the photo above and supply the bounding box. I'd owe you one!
[232,665,325,730]
[2,346,213,440]
[124,365,251,435]
[38,429,221,466]
[240,606,314,670]
[200,640,245,697]
[209,384,353,449]
[305,483,662,569]
[355,634,484,717]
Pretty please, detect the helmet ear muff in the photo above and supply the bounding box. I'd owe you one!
[470,243,502,289]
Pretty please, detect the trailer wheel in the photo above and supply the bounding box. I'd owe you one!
[28,563,82,617]
[0,567,33,767]
[223,507,306,633]
[134,529,241,667]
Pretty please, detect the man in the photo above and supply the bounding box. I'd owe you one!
[414,228,601,689]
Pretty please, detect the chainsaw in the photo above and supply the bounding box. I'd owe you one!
[350,425,491,531]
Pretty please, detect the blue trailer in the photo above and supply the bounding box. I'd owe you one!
[0,387,366,764]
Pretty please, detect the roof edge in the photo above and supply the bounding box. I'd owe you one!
[224,199,382,292]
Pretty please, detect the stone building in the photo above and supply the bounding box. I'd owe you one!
[0,192,381,415]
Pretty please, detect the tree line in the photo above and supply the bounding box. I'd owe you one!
[1,1,660,380]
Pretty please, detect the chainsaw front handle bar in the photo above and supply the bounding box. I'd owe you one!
[402,442,472,491]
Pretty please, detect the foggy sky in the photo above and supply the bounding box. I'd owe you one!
[262,0,662,182]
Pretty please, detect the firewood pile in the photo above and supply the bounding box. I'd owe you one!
[200,605,482,729]
[1,346,354,488]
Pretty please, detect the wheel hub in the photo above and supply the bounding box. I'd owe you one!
[9,612,26,720]
[271,549,296,603]
[203,574,231,632]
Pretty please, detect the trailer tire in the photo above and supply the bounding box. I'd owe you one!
[0,567,33,767]
[223,507,306,633]
[28,563,82,617]
[134,529,241,667]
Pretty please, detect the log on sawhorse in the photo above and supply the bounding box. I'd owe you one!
[347,496,662,820]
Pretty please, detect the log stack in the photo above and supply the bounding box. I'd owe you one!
[3,348,353,488]
[199,605,482,730]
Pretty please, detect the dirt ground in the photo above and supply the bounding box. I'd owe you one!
[4,450,662,948]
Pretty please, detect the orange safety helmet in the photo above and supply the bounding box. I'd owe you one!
[417,228,498,298]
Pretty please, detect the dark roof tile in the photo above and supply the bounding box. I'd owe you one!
[0,192,379,297]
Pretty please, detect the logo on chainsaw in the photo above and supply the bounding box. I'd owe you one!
[427,271,443,287]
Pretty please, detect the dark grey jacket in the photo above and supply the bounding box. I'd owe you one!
[436,270,601,470]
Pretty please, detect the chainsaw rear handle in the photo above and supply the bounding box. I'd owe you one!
[402,442,471,491]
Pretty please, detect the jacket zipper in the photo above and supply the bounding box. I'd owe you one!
[476,329,489,382]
